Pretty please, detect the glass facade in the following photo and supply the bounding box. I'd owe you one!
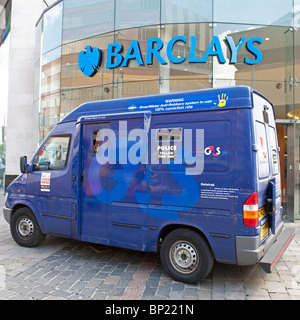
[35,0,300,219]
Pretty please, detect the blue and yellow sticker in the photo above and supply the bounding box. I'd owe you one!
[127,93,230,113]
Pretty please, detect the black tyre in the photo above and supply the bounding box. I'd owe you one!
[160,228,214,283]
[10,207,46,247]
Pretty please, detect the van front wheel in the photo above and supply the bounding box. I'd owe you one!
[160,228,214,283]
[11,208,46,247]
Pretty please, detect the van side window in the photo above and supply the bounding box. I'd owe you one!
[255,122,270,178]
[155,128,182,162]
[93,130,100,154]
[156,128,182,142]
[33,134,71,171]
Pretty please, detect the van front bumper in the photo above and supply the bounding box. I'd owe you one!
[236,222,295,272]
[3,207,12,224]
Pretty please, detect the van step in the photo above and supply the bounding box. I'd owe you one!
[259,228,295,273]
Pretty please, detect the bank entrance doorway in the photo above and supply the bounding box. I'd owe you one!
[276,122,300,222]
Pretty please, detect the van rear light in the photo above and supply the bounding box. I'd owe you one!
[243,192,259,227]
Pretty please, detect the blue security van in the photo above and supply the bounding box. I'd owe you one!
[3,86,295,283]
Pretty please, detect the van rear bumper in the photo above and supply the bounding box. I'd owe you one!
[236,222,295,270]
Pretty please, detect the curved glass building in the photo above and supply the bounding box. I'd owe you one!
[2,0,300,220]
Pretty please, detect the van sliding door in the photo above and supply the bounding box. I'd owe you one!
[80,122,110,243]
[80,114,150,250]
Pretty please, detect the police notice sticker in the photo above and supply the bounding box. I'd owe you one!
[40,173,51,192]
[157,145,176,160]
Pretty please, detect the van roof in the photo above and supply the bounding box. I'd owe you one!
[61,86,266,123]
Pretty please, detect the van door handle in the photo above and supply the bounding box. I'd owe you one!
[72,176,76,182]
[81,175,84,184]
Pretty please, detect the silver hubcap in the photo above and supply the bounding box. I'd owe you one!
[169,241,199,274]
[18,217,34,238]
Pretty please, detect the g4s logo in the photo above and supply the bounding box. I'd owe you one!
[205,146,221,157]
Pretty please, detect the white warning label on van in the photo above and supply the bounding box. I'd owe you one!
[200,184,238,200]
[41,173,51,192]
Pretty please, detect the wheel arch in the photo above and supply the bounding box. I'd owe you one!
[11,203,29,215]
[157,223,214,257]
[11,201,44,232]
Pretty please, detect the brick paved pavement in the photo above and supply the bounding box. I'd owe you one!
[0,188,299,300]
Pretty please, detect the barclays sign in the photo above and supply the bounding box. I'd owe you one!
[78,36,263,77]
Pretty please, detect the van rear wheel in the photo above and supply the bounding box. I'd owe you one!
[160,228,214,283]
[11,208,46,247]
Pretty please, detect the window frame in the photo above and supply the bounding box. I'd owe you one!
[155,128,183,142]
[33,134,72,171]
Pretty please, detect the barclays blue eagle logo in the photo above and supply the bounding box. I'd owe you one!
[78,46,102,77]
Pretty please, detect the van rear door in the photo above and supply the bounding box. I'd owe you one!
[253,93,282,244]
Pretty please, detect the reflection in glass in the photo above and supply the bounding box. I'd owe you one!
[61,33,115,118]
[42,1,63,55]
[295,1,300,28]
[63,0,114,43]
[294,21,300,121]
[115,0,160,30]
[39,92,61,141]
[40,60,62,140]
[33,135,71,171]
[160,23,212,93]
[214,0,293,27]
[114,26,160,98]
[161,0,212,24]
[39,2,64,141]
[212,23,294,114]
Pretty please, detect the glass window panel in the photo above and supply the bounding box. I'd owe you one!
[161,0,212,24]
[63,0,114,43]
[114,26,160,98]
[214,0,293,27]
[41,53,61,97]
[114,80,159,100]
[159,23,212,94]
[42,1,63,55]
[212,24,294,120]
[213,24,291,82]
[41,1,63,100]
[61,33,114,116]
[294,27,300,120]
[33,134,71,171]
[295,0,300,28]
[39,91,61,140]
[115,0,160,30]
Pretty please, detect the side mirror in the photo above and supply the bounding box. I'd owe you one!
[20,156,28,173]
